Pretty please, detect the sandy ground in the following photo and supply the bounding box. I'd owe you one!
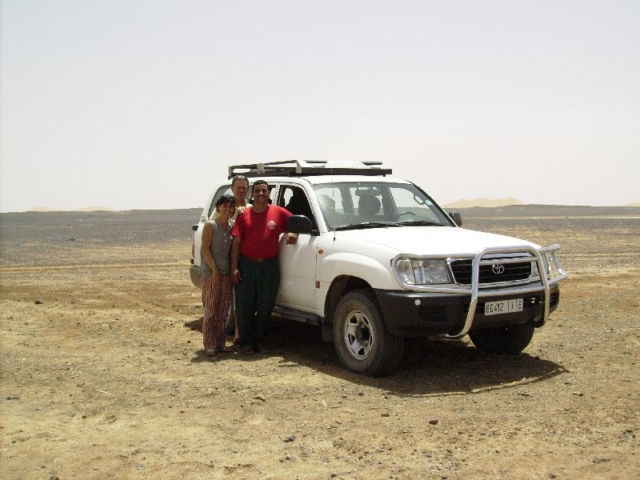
[1,206,639,479]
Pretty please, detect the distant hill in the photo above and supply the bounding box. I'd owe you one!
[443,198,524,208]
[627,202,640,207]
[27,207,60,212]
[75,206,111,212]
[27,206,111,212]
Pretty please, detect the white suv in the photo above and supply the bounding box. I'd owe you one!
[189,161,567,376]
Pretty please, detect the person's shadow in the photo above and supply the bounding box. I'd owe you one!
[184,317,567,395]
[184,316,203,332]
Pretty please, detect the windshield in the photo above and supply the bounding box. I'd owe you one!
[313,182,453,230]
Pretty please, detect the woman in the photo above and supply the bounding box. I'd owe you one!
[200,195,236,356]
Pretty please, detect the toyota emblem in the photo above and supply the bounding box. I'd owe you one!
[492,264,505,275]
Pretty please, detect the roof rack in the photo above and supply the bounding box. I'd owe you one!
[228,160,392,179]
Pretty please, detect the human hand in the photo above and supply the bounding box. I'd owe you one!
[286,233,299,245]
[231,269,241,284]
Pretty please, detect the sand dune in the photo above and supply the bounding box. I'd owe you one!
[75,206,112,212]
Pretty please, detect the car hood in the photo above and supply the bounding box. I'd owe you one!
[334,226,539,256]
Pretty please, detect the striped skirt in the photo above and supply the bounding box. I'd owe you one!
[201,274,232,350]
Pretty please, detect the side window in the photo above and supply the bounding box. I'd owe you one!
[281,186,312,217]
[279,185,316,228]
[278,186,296,209]
[209,185,232,218]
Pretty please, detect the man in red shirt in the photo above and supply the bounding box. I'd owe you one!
[230,180,298,354]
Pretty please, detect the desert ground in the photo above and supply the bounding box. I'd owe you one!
[1,206,639,479]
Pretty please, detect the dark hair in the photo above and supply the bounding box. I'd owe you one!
[252,179,270,192]
[231,175,249,187]
[215,195,236,211]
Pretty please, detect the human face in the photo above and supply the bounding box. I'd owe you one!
[217,201,235,219]
[231,179,249,204]
[252,184,270,206]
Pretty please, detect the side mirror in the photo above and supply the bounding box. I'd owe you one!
[448,212,462,227]
[288,214,313,234]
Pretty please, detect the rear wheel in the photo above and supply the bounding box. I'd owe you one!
[469,324,535,355]
[333,290,404,377]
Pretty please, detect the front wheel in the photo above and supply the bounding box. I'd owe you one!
[333,290,404,377]
[468,324,535,355]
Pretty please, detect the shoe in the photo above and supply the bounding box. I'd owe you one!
[233,337,242,345]
[253,345,269,354]
[205,348,217,357]
[240,346,254,355]
[221,345,236,353]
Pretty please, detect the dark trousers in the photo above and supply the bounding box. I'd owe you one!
[236,256,280,349]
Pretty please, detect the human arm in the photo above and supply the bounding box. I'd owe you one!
[230,235,242,284]
[284,209,299,245]
[201,222,219,279]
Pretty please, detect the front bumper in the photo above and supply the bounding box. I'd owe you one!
[380,244,566,338]
[375,285,560,337]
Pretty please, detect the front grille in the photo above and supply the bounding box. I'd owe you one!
[450,258,533,284]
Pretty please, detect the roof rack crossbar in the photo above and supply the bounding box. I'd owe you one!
[227,160,392,179]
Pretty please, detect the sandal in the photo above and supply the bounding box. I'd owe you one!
[205,348,217,357]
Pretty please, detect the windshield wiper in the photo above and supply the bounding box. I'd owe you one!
[334,222,398,231]
[397,220,442,227]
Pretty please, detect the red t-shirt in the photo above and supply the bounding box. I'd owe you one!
[231,205,292,259]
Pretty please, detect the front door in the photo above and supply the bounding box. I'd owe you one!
[276,185,318,311]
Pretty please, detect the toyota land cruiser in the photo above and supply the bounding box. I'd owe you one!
[189,160,567,376]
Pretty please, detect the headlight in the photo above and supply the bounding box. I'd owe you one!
[394,258,451,285]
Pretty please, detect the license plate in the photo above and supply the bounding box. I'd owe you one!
[484,298,523,316]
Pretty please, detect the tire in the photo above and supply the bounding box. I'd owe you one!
[468,324,535,355]
[333,290,404,377]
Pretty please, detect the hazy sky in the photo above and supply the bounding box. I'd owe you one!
[2,0,639,212]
